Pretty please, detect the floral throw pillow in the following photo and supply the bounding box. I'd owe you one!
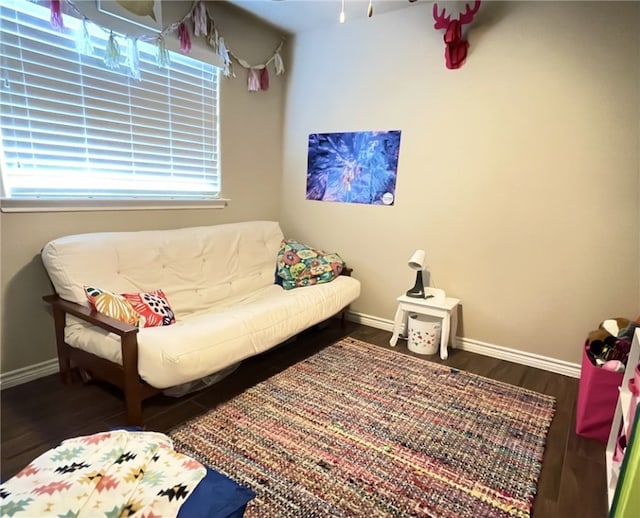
[84,286,140,327]
[276,240,345,290]
[122,289,176,328]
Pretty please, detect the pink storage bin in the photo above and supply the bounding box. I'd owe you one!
[576,343,624,443]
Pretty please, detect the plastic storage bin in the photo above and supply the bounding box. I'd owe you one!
[408,314,441,355]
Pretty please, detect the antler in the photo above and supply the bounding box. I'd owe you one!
[433,1,481,29]
[458,0,481,25]
[432,3,451,30]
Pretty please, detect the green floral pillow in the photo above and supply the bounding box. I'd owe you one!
[276,240,345,290]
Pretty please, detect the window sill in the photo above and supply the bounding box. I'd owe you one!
[0,198,229,213]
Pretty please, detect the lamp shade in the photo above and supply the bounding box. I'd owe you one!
[408,250,426,271]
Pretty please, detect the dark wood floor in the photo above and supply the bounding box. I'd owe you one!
[1,321,607,517]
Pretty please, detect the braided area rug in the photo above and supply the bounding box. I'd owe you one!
[170,337,555,518]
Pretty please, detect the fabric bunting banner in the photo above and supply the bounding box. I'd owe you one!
[49,0,285,90]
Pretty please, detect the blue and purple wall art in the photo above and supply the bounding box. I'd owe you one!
[306,130,401,205]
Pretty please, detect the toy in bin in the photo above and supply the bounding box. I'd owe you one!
[586,318,638,371]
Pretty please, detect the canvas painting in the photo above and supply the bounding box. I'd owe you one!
[97,0,163,32]
[306,130,401,205]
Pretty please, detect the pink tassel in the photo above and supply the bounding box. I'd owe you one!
[259,68,269,91]
[247,69,261,91]
[178,23,191,52]
[50,0,63,30]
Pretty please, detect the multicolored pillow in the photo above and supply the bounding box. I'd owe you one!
[122,289,176,328]
[276,240,344,290]
[84,286,140,327]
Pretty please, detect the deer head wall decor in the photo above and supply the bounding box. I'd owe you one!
[433,0,481,70]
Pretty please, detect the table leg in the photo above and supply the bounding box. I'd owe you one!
[449,305,458,349]
[389,305,404,347]
[440,313,450,360]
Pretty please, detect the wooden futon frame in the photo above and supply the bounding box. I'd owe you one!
[43,294,158,427]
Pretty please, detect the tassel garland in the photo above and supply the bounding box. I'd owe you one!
[247,68,260,92]
[104,31,120,69]
[207,20,219,50]
[259,67,269,90]
[178,22,191,52]
[47,0,285,87]
[155,36,170,68]
[193,2,207,37]
[218,37,233,77]
[273,51,285,75]
[126,37,141,80]
[76,18,93,55]
[50,0,63,30]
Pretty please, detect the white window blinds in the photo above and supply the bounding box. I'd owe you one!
[0,0,220,200]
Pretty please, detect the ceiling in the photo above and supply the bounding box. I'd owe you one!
[225,0,420,34]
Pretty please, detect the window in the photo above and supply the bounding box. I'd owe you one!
[0,0,220,203]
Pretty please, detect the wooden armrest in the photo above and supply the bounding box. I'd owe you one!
[43,294,139,336]
[341,266,353,277]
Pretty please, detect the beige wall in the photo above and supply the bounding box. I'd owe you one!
[2,1,638,376]
[0,2,286,373]
[279,1,640,363]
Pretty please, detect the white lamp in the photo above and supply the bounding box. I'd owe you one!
[406,249,426,298]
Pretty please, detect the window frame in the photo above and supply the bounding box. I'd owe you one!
[0,0,227,213]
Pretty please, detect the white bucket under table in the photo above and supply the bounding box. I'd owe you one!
[407,313,441,355]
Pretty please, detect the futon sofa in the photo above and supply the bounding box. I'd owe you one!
[41,221,361,425]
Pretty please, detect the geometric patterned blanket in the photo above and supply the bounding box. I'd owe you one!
[0,430,206,518]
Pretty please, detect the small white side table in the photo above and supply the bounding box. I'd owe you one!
[389,293,460,360]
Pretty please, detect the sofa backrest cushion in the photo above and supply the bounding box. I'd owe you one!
[41,221,285,317]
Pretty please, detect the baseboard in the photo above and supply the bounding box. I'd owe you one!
[347,312,395,332]
[0,313,581,389]
[0,358,59,390]
[456,337,581,378]
[346,311,581,378]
